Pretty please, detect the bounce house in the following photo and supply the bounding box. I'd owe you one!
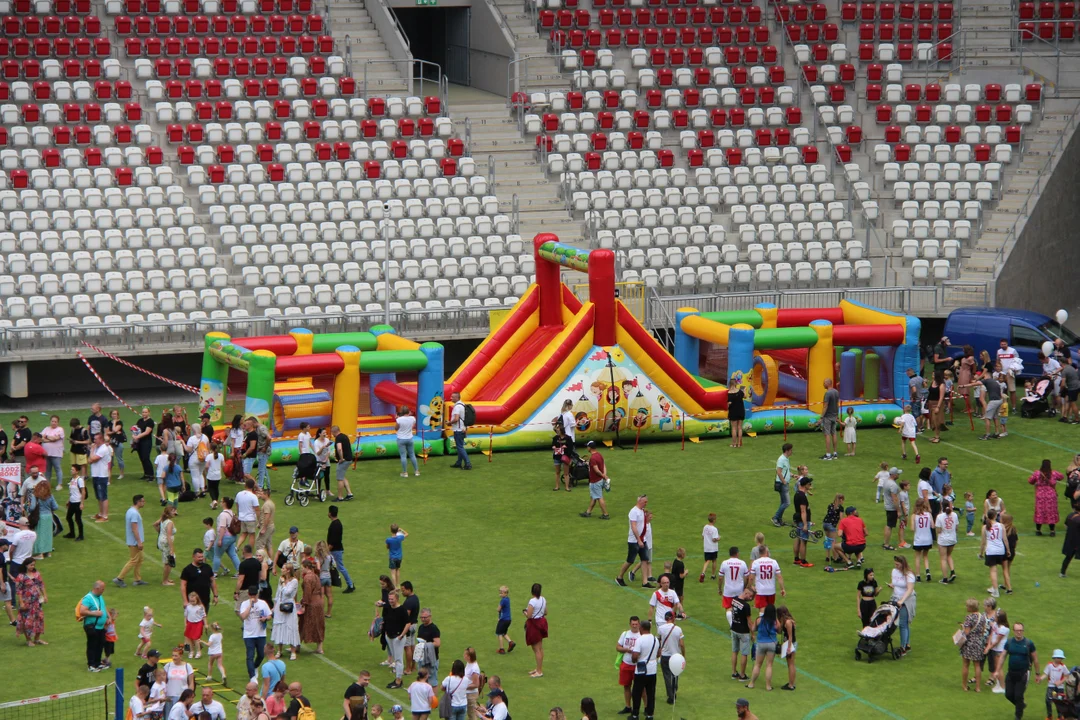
[198,233,920,462]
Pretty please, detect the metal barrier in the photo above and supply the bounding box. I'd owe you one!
[928,26,1079,94]
[505,51,565,105]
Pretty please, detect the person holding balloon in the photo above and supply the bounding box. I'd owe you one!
[658,612,686,706]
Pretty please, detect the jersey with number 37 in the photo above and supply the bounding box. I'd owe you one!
[719,558,749,597]
[750,557,781,596]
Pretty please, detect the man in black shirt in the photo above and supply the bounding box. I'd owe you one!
[235,545,262,609]
[135,649,161,689]
[342,671,370,720]
[326,506,355,593]
[11,416,31,470]
[242,420,259,480]
[400,581,420,675]
[332,425,355,502]
[180,548,218,612]
[284,682,311,720]
[729,587,754,680]
[792,476,813,568]
[416,608,441,686]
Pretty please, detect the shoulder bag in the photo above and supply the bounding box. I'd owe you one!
[438,679,461,719]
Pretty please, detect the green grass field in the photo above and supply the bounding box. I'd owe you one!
[3,401,1080,720]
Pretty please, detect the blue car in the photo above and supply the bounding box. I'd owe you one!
[942,308,1080,378]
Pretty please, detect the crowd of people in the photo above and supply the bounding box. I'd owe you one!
[2,383,1080,720]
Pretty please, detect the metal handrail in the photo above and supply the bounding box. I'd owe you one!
[645,286,951,319]
[505,51,564,102]
[484,0,519,41]
[386,4,411,51]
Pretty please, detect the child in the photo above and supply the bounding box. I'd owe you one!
[147,668,167,719]
[495,586,515,654]
[385,524,408,587]
[205,621,226,686]
[671,547,688,601]
[897,480,911,549]
[874,462,891,503]
[749,531,768,562]
[202,517,215,553]
[183,592,207,658]
[136,606,161,658]
[943,369,955,425]
[551,424,571,492]
[700,512,720,582]
[941,483,956,507]
[1045,649,1069,719]
[897,404,920,464]
[1023,379,1041,403]
[390,704,405,720]
[204,442,225,511]
[964,492,977,536]
[369,705,384,720]
[995,371,1010,438]
[103,607,118,667]
[843,407,859,456]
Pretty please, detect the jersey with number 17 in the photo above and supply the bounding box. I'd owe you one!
[719,558,749,597]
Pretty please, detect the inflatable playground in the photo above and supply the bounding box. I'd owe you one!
[197,234,921,463]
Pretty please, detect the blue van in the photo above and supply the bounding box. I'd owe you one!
[942,308,1080,377]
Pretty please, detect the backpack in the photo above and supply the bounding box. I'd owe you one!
[75,599,87,622]
[462,403,476,427]
[295,699,315,720]
[1061,666,1080,702]
[225,510,241,537]
[196,439,209,462]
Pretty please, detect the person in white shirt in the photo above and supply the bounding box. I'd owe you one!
[238,586,272,681]
[203,444,225,511]
[463,647,482,711]
[719,547,749,609]
[406,668,436,717]
[88,434,113,523]
[749,546,785,608]
[629,619,660,719]
[615,617,641,714]
[8,516,37,571]
[700,513,720,582]
[648,575,682,627]
[478,689,508,720]
[658,614,686,705]
[296,423,313,458]
[189,687,226,720]
[234,479,260,552]
[980,509,1007,598]
[167,689,195,720]
[897,404,920,464]
[874,462,891,503]
[129,684,150,720]
[395,406,420,478]
[616,495,652,588]
[1043,649,1069,712]
[996,339,1022,410]
[448,392,471,470]
[935,499,959,584]
[559,398,577,445]
[910,498,935,583]
[185,425,207,497]
[64,467,87,541]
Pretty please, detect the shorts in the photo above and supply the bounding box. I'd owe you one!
[721,595,735,609]
[983,399,1003,420]
[821,417,838,436]
[72,453,88,466]
[242,458,255,474]
[241,521,257,534]
[1069,388,1079,403]
[0,581,11,603]
[793,522,809,541]
[731,632,752,656]
[589,481,603,500]
[914,544,932,552]
[320,577,331,587]
[754,594,775,609]
[104,640,115,655]
[901,433,916,441]
[984,553,1006,567]
[842,543,866,556]
[336,461,349,482]
[1005,374,1016,392]
[619,661,635,687]
[626,542,651,564]
[495,619,511,636]
[757,641,777,655]
[886,510,899,528]
[389,558,402,570]
[92,476,109,501]
[404,626,417,647]
[823,522,837,533]
[704,551,718,561]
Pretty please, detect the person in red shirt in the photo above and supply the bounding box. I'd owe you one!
[23,432,47,475]
[579,441,610,520]
[837,506,868,568]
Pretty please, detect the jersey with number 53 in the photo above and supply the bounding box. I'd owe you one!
[750,557,781,595]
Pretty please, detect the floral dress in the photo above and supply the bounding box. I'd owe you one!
[959,612,987,661]
[1029,470,1062,526]
[15,571,45,637]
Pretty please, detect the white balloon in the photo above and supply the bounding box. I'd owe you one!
[1057,309,1069,325]
[669,653,686,677]
[1042,341,1055,357]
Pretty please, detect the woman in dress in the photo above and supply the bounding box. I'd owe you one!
[1029,459,1062,536]
[889,555,916,655]
[271,563,300,660]
[522,582,548,678]
[154,505,177,586]
[1000,512,1018,595]
[313,541,334,618]
[958,345,976,394]
[776,605,797,692]
[298,558,326,655]
[728,374,745,448]
[842,407,858,455]
[229,415,246,483]
[958,597,988,690]
[15,558,46,646]
[29,483,58,558]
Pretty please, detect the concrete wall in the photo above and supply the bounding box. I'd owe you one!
[995,128,1080,315]
[469,0,514,96]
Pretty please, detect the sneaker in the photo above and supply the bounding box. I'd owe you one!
[600,515,610,520]
[1004,589,1013,595]
[699,573,706,583]
[915,454,920,463]
[731,673,740,680]
[508,641,516,653]
[898,543,911,549]
[925,572,932,582]
[846,562,856,570]
[902,453,907,460]
[112,578,127,588]
[939,578,950,584]
[615,577,627,587]
[915,575,922,582]
[978,435,991,440]
[344,494,355,501]
[88,666,101,673]
[629,570,636,582]
[800,560,814,568]
[399,473,408,478]
[771,518,782,528]
[617,708,632,716]
[132,580,149,586]
[579,512,592,518]
[641,583,656,589]
[991,684,1005,694]
[342,586,355,594]
[820,454,831,461]
[997,432,1007,437]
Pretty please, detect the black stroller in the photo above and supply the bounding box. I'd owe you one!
[285,453,327,506]
[566,450,590,488]
[855,602,902,662]
[1020,377,1052,418]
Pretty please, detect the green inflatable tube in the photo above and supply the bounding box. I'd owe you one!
[360,350,428,373]
[752,327,821,350]
[864,353,880,401]
[311,332,379,353]
[700,311,764,328]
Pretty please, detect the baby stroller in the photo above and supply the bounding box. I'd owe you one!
[1020,377,1052,418]
[1051,666,1080,720]
[855,602,902,662]
[285,453,327,507]
[567,450,590,488]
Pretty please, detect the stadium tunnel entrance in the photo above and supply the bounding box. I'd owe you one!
[394,6,471,86]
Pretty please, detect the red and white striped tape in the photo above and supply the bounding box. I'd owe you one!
[75,349,140,416]
[79,341,199,395]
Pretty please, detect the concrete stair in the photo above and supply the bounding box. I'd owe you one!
[492,0,570,93]
[325,0,409,94]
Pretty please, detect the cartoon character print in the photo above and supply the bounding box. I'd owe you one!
[422,393,444,431]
